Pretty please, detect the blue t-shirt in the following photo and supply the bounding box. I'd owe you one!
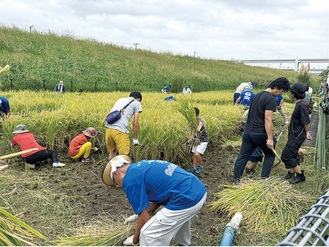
[275,95,283,106]
[239,90,255,106]
[0,97,10,113]
[122,160,207,214]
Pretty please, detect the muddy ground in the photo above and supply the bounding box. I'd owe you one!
[3,144,237,246]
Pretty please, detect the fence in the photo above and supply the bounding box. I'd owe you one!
[277,78,329,246]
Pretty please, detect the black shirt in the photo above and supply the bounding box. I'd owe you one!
[245,91,276,134]
[289,100,310,138]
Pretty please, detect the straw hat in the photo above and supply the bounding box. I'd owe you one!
[82,127,97,138]
[102,155,132,186]
[12,124,29,134]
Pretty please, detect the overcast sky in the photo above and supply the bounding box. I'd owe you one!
[1,0,329,69]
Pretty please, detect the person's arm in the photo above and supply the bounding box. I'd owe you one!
[279,99,284,107]
[304,123,312,140]
[264,110,274,149]
[132,202,160,244]
[236,97,241,105]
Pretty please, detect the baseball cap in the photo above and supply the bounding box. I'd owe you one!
[290,82,306,95]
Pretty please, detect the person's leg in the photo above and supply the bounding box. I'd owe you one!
[25,150,54,164]
[71,142,92,159]
[192,152,202,169]
[253,134,275,178]
[115,131,130,155]
[234,132,257,180]
[140,193,207,246]
[105,128,117,160]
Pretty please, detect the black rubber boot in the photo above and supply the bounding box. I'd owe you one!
[283,171,295,180]
[288,170,306,184]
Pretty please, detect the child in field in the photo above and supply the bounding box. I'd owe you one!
[188,107,208,174]
[68,127,98,163]
[11,124,65,169]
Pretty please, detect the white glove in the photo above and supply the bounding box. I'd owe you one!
[93,147,98,152]
[123,235,138,246]
[124,214,138,224]
[133,139,139,146]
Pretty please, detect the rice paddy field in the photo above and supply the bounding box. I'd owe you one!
[1,90,328,246]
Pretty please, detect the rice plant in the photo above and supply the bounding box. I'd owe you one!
[210,177,314,234]
[54,221,133,246]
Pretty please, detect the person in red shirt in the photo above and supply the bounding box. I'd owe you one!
[11,124,65,169]
[68,127,98,163]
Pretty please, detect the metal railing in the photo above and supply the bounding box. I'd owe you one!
[277,78,329,246]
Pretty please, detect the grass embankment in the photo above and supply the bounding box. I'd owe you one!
[0,26,313,92]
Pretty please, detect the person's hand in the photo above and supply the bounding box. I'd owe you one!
[123,235,138,246]
[92,147,98,152]
[124,214,138,224]
[133,139,139,146]
[306,131,312,140]
[266,138,274,150]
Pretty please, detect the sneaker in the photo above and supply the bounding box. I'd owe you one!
[81,157,93,163]
[187,167,196,173]
[288,171,305,184]
[283,171,295,180]
[232,178,240,185]
[195,166,203,174]
[52,162,65,167]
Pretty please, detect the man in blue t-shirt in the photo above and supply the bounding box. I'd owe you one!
[236,86,255,107]
[0,96,11,119]
[233,77,290,183]
[102,155,207,246]
[275,94,288,124]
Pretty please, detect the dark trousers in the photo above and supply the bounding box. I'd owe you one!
[234,131,275,179]
[281,132,305,169]
[233,93,240,104]
[25,150,58,164]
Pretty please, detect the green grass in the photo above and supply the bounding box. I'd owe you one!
[0,26,321,92]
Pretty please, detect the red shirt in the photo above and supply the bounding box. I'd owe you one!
[11,132,46,158]
[68,133,88,157]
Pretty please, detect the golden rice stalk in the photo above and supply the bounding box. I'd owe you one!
[209,177,314,234]
[54,221,133,246]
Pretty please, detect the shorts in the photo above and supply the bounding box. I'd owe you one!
[192,142,208,155]
[105,128,130,155]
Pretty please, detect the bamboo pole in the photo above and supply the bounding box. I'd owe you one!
[0,148,38,160]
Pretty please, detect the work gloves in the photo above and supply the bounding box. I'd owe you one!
[123,235,138,246]
[124,214,138,224]
[92,147,98,152]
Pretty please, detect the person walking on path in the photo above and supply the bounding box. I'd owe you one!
[11,124,65,169]
[187,107,208,174]
[233,81,254,104]
[233,77,290,183]
[275,94,289,124]
[105,92,142,160]
[68,127,98,163]
[281,82,312,184]
[102,155,207,246]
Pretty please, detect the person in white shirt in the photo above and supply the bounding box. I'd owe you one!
[182,86,192,94]
[233,81,254,104]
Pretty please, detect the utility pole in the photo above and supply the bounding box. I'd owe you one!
[133,43,140,50]
[194,51,197,58]
[29,25,33,33]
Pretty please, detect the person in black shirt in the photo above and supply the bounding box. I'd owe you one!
[233,77,291,183]
[281,82,312,183]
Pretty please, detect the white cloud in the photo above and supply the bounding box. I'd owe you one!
[1,0,329,69]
